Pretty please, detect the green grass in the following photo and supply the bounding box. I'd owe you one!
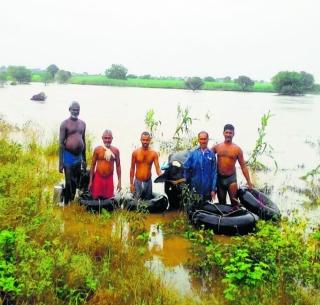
[68,75,276,92]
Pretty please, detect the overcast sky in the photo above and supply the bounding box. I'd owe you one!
[1,0,319,82]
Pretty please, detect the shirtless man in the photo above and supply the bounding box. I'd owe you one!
[59,101,86,204]
[212,124,253,207]
[130,131,162,199]
[88,130,121,199]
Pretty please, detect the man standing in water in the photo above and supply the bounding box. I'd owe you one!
[88,130,121,199]
[183,131,217,202]
[212,124,253,207]
[59,101,86,204]
[130,131,162,199]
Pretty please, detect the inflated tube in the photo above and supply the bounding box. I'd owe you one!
[237,187,281,220]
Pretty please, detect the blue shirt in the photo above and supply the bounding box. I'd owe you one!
[183,147,217,197]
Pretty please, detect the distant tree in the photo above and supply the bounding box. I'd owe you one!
[139,74,152,79]
[41,72,52,85]
[272,71,314,95]
[299,71,314,91]
[105,64,128,79]
[235,75,255,91]
[184,77,204,91]
[55,70,72,84]
[127,74,137,79]
[223,76,231,82]
[0,71,7,87]
[204,76,215,82]
[46,64,59,79]
[7,66,31,84]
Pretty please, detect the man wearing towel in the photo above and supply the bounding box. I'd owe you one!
[88,130,121,199]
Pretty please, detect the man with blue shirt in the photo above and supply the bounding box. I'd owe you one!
[184,131,217,202]
[59,101,86,204]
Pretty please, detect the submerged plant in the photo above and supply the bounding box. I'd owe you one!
[247,110,278,172]
[144,109,161,138]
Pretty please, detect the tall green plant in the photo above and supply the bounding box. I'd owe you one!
[247,111,278,171]
[144,109,161,137]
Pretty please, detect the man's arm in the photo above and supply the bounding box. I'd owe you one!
[183,152,192,183]
[115,149,121,191]
[154,152,162,176]
[59,122,66,173]
[130,151,136,193]
[88,148,97,191]
[238,148,253,189]
[82,123,86,168]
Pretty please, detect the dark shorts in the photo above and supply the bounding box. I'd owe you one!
[218,172,237,190]
[134,178,153,200]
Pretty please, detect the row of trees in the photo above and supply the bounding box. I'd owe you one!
[103,64,317,95]
[0,63,317,96]
[0,65,72,85]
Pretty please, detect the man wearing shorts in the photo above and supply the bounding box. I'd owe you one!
[130,131,162,199]
[212,124,253,207]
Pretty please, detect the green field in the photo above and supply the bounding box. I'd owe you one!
[65,75,275,92]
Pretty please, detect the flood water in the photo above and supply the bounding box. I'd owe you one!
[1,83,320,296]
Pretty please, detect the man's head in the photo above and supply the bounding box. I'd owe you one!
[102,129,113,148]
[223,124,235,142]
[140,131,151,149]
[198,131,209,149]
[69,101,80,119]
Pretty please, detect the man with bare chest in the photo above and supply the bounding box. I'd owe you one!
[130,131,162,199]
[88,130,121,199]
[59,101,86,204]
[212,124,252,207]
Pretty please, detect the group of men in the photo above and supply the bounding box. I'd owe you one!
[59,101,252,207]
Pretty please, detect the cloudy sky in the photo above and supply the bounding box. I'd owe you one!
[1,0,319,81]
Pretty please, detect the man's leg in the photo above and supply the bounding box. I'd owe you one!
[217,179,227,204]
[134,179,143,199]
[228,182,239,206]
[143,179,153,199]
[68,163,82,202]
[64,166,72,204]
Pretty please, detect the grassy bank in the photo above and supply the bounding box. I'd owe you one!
[68,75,275,92]
[30,72,274,92]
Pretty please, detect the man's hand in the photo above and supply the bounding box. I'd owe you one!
[247,182,253,190]
[117,181,122,192]
[59,166,64,173]
[88,182,92,191]
[130,184,135,193]
[211,191,216,201]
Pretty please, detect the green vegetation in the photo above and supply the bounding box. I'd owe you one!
[184,77,204,91]
[247,111,278,172]
[178,218,320,305]
[7,66,31,84]
[235,75,255,91]
[0,118,207,305]
[105,64,128,80]
[0,116,319,305]
[55,70,72,84]
[144,109,161,138]
[47,64,59,80]
[272,71,314,95]
[0,71,7,87]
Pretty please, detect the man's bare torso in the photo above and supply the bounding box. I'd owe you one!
[214,142,241,176]
[94,146,119,177]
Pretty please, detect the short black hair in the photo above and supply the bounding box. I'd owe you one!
[223,124,234,132]
[141,131,151,137]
